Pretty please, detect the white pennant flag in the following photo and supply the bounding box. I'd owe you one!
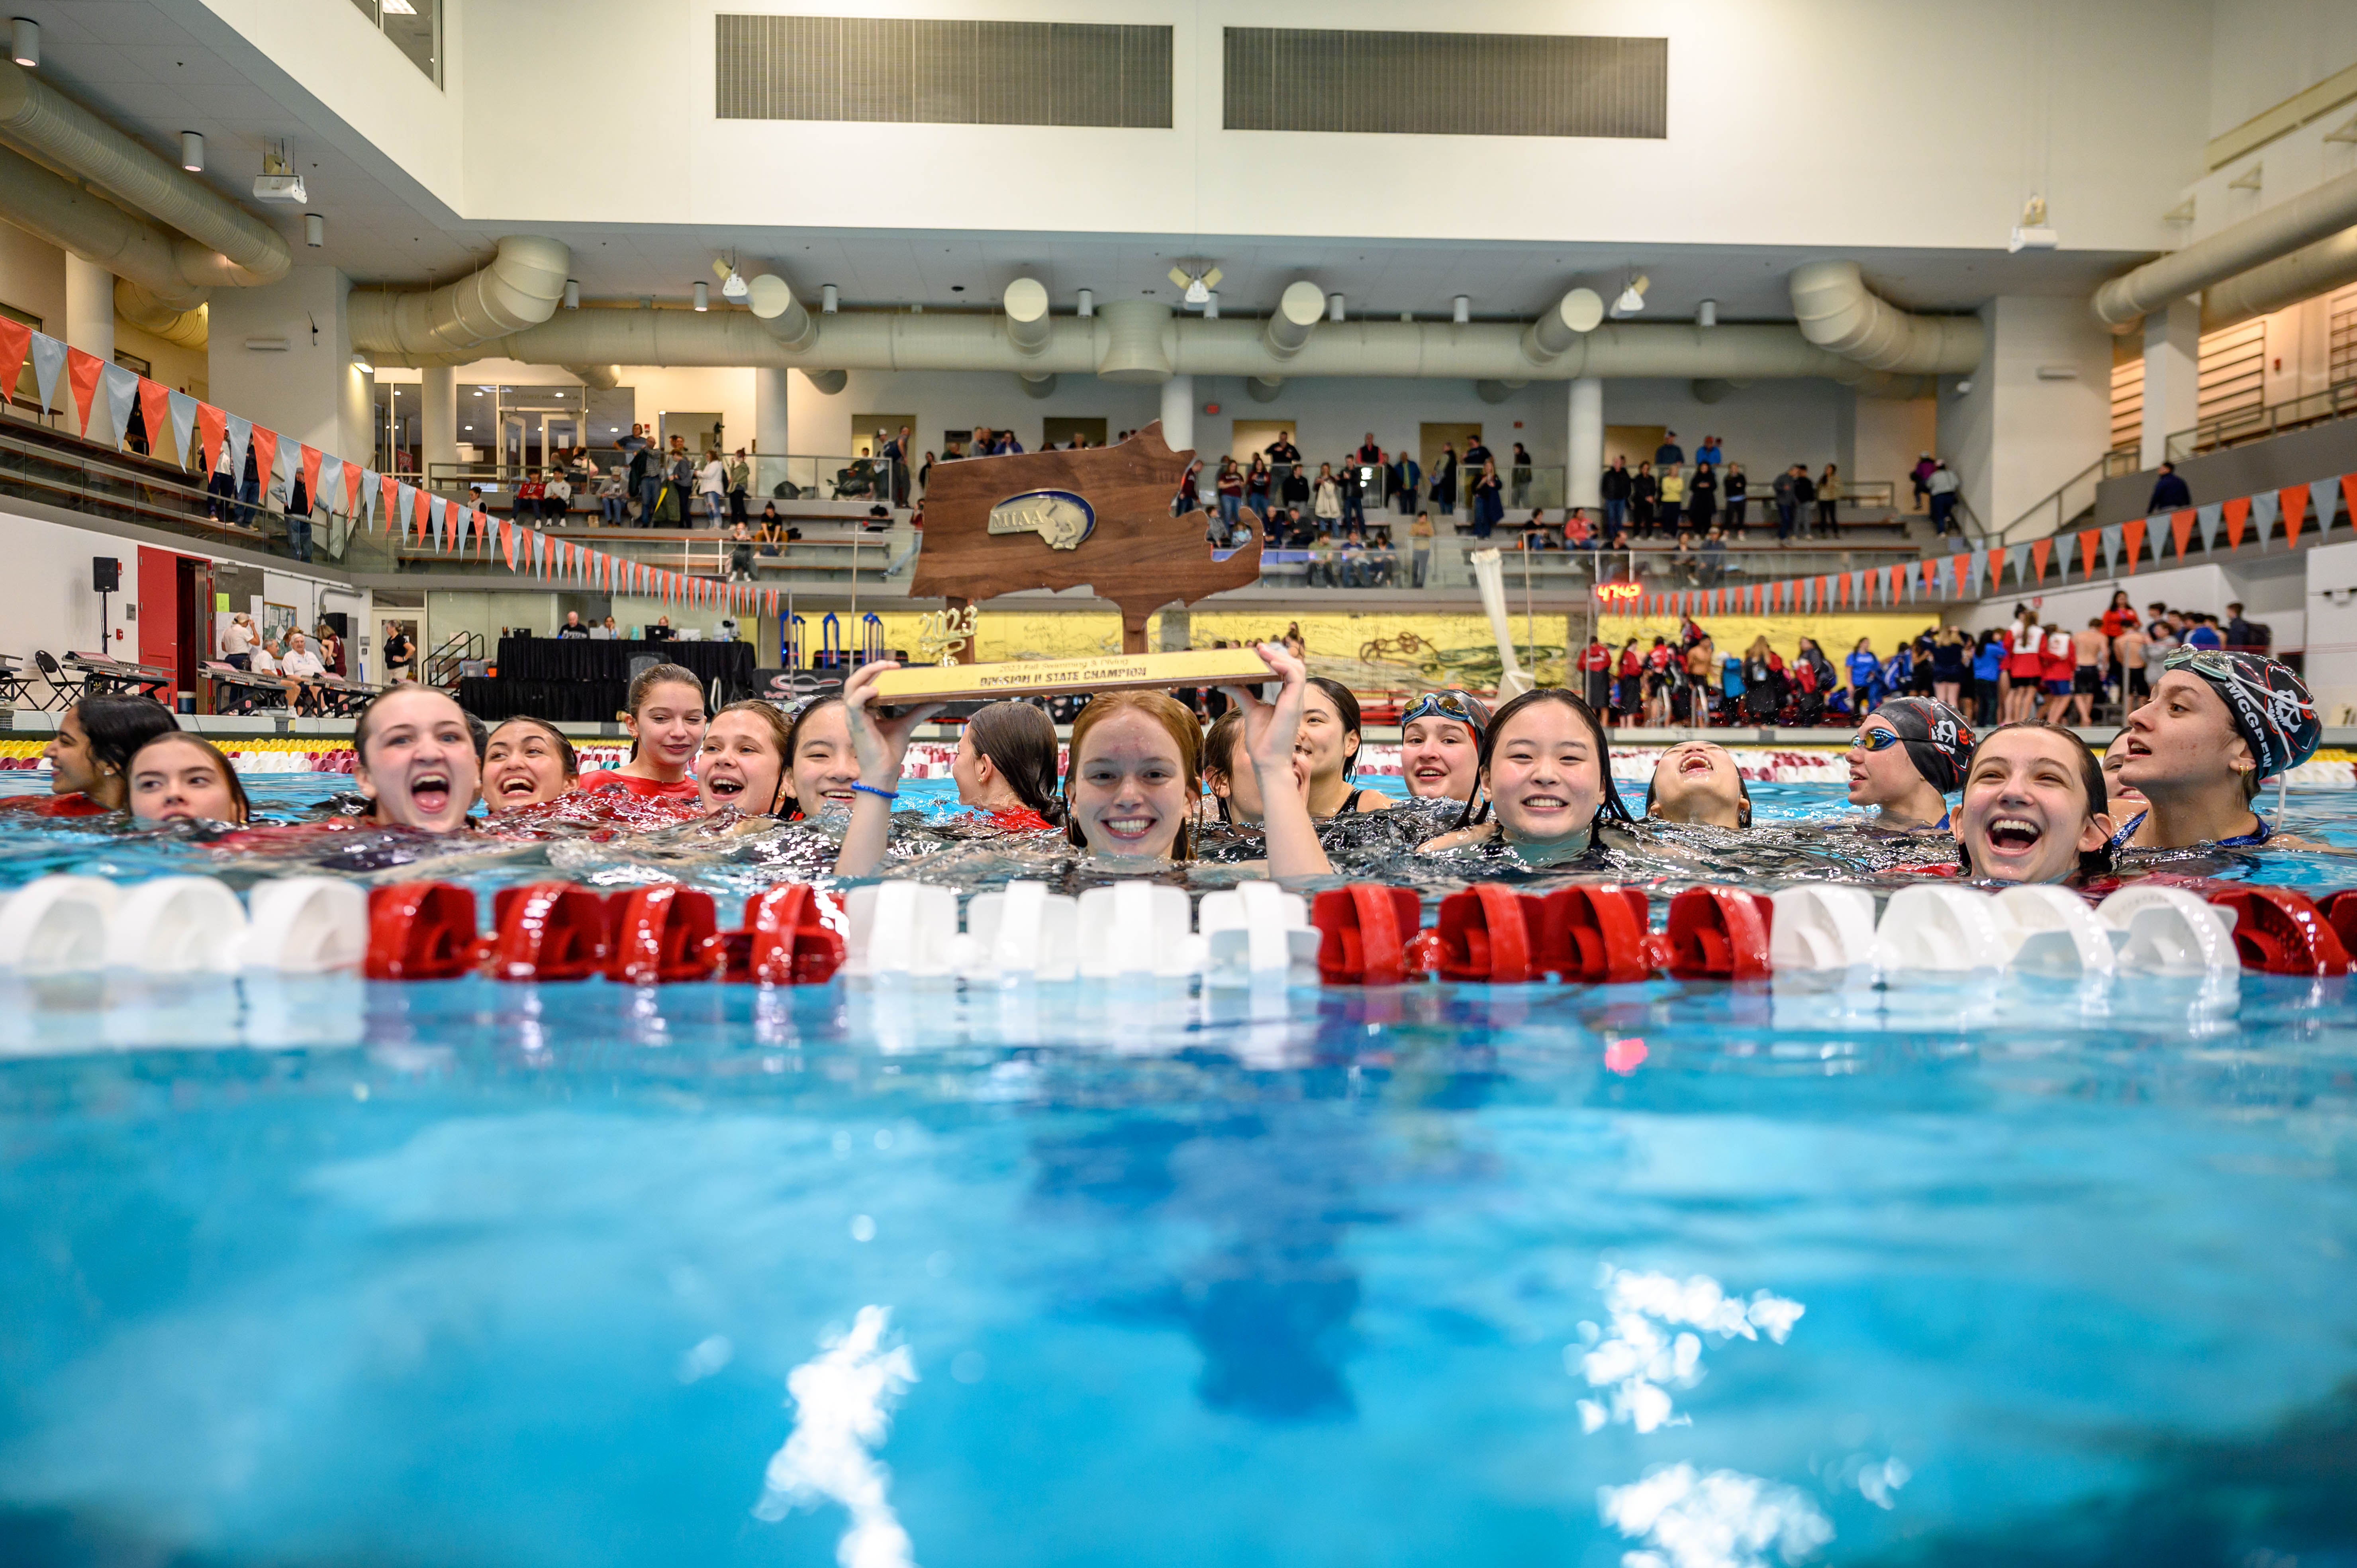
[166,389,198,465]
[224,415,253,480]
[2250,489,2280,542]
[317,452,345,516]
[27,331,64,413]
[360,467,381,530]
[2196,502,2223,551]
[98,362,139,448]
[2311,477,2342,536]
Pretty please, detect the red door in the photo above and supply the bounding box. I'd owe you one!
[136,545,205,711]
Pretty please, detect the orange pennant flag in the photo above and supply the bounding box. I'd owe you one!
[196,402,227,469]
[300,444,323,504]
[2120,517,2145,574]
[2170,508,2194,558]
[2223,496,2249,549]
[2030,537,2052,581]
[2281,485,2308,548]
[64,345,103,434]
[137,378,174,464]
[0,314,28,402]
[2077,529,2099,579]
[249,427,278,493]
[2343,474,2357,532]
[343,460,363,515]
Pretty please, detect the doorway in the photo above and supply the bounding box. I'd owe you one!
[501,409,582,474]
[1419,422,1483,472]
[850,415,916,460]
[1041,416,1107,449]
[1605,425,1668,471]
[662,411,724,458]
[1230,420,1296,462]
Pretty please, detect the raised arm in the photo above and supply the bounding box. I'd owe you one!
[1217,643,1333,881]
[832,660,944,879]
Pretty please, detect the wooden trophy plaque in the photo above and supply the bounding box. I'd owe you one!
[907,422,1264,679]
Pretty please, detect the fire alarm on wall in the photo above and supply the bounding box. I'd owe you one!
[1203,403,1220,415]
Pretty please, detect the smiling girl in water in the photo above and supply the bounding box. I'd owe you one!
[1417,689,1634,866]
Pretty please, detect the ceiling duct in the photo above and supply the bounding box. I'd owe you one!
[1263,280,1326,360]
[0,58,286,286]
[1004,276,1052,354]
[2094,165,2357,331]
[1789,260,1984,376]
[347,236,572,357]
[2199,223,2357,331]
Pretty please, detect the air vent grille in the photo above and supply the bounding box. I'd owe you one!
[1223,27,1666,138]
[717,16,1172,128]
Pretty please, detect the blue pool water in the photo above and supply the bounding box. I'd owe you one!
[1,775,2355,1566]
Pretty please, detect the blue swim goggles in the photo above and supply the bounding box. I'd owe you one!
[1401,689,1490,735]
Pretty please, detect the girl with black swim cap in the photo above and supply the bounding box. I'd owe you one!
[1844,696,1974,829]
[2111,649,2321,849]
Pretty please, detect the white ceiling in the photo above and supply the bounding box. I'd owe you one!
[8,2,2139,321]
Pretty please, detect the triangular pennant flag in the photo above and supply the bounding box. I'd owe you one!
[2121,517,2146,575]
[394,482,417,539]
[2098,524,2122,574]
[412,486,431,539]
[2249,489,2279,544]
[1890,564,1906,602]
[1948,554,1968,595]
[29,332,66,414]
[1817,575,1830,611]
[337,456,359,516]
[2313,477,2343,538]
[2004,543,2026,583]
[2198,501,2225,552]
[428,493,448,548]
[378,473,398,533]
[2280,484,2308,548]
[137,378,174,463]
[1965,550,1985,593]
[2223,495,2249,550]
[223,415,252,478]
[1846,569,1861,607]
[2344,475,2357,536]
[63,344,102,432]
[272,428,298,492]
[317,453,345,516]
[174,392,204,468]
[363,469,384,530]
[300,444,324,506]
[502,520,517,570]
[2030,538,2052,581]
[95,362,137,448]
[2170,509,2194,558]
[2077,529,2100,579]
[0,314,28,402]
[250,428,280,500]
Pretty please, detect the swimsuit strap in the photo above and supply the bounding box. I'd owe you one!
[2109,807,2272,848]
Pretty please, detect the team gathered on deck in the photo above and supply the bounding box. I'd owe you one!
[6,618,2325,896]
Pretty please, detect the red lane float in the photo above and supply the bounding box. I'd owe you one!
[605,885,724,985]
[365,883,480,980]
[2318,889,2357,959]
[2206,887,2356,976]
[487,882,609,981]
[739,884,847,985]
[1663,887,1775,981]
[1311,885,1422,985]
[1543,884,1655,983]
[1435,885,1543,982]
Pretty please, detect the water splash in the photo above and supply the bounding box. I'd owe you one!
[753,1305,919,1568]
[1571,1268,1805,1435]
[1600,1462,1834,1568]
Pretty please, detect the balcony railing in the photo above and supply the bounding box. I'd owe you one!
[2164,375,2357,462]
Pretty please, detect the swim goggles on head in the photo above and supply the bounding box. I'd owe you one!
[1401,690,1488,732]
[2158,645,2320,776]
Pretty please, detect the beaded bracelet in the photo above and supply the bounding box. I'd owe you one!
[850,782,898,801]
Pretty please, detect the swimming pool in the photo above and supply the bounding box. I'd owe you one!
[0,775,2353,1566]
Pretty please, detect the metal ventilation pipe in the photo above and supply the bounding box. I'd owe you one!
[0,141,214,307]
[2200,223,2357,331]
[347,236,572,357]
[567,365,619,391]
[1475,380,1524,403]
[1246,375,1284,402]
[1097,298,1171,383]
[114,280,206,346]
[802,368,847,395]
[1004,276,1051,354]
[1263,280,1324,359]
[0,57,287,284]
[2094,166,2357,330]
[1018,371,1058,399]
[1520,286,1605,366]
[1789,260,1984,375]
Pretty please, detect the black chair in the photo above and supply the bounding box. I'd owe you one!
[33,650,82,711]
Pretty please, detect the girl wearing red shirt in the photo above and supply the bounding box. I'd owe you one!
[576,662,706,801]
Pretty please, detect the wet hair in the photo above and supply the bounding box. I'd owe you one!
[487,715,579,781]
[1642,752,1753,827]
[776,694,849,820]
[622,661,706,761]
[1305,676,1364,780]
[1957,720,2114,881]
[1452,689,1635,831]
[129,732,250,824]
[72,695,179,783]
[1062,690,1203,858]
[354,685,471,769]
[1201,709,1246,824]
[709,699,795,813]
[964,700,1062,821]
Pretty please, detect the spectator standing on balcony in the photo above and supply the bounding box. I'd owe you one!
[1631,461,1658,536]
[1687,462,1716,533]
[628,440,659,528]
[1722,463,1748,535]
[1312,463,1342,531]
[2225,602,2264,652]
[729,523,756,582]
[382,623,415,685]
[1600,456,1632,534]
[1408,510,1434,587]
[1176,458,1203,516]
[1471,460,1504,539]
[917,451,935,497]
[284,471,314,562]
[238,441,260,527]
[1280,456,1311,514]
[1815,464,1840,534]
[881,427,911,507]
[1430,444,1458,517]
[1510,442,1533,507]
[727,448,752,523]
[1911,452,1936,511]
[1244,454,1272,517]
[1926,462,1960,535]
[1771,465,1799,542]
[1388,449,1420,515]
[1464,434,1493,471]
[1654,431,1685,469]
[1354,433,1383,469]
[1339,460,1368,532]
[697,450,727,527]
[2147,460,2191,513]
[1697,434,1724,466]
[1659,465,1685,535]
[1215,457,1245,533]
[1791,464,1818,540]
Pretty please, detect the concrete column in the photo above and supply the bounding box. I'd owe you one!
[1936,296,2112,538]
[207,265,362,460]
[2140,296,2199,470]
[754,366,790,495]
[420,364,457,480]
[1567,376,1603,508]
[1159,373,1195,455]
[63,253,113,365]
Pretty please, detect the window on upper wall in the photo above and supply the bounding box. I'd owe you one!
[348,0,441,87]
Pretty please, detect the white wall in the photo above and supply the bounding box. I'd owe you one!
[2206,0,2357,140]
[207,266,371,463]
[1939,296,2114,533]
[0,507,124,668]
[2308,538,2357,720]
[271,0,2212,256]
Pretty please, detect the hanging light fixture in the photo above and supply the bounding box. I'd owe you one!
[1612,273,1650,315]
[180,131,205,172]
[10,18,37,68]
[693,281,709,311]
